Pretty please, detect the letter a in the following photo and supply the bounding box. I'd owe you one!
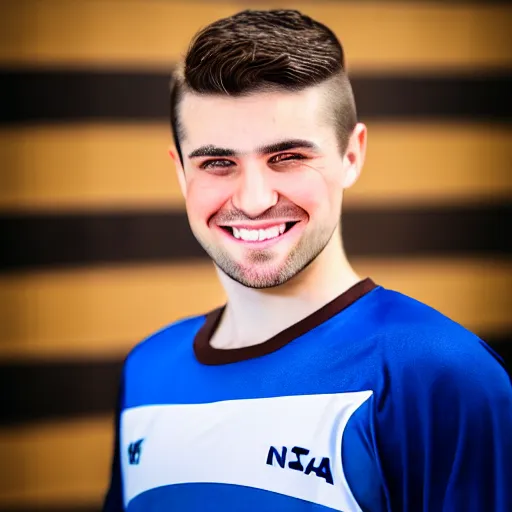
[305,457,334,485]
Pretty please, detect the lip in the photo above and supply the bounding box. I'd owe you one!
[215,221,304,249]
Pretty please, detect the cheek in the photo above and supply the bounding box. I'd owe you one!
[185,174,231,226]
[278,171,338,216]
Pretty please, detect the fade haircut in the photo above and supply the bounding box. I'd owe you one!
[169,9,357,163]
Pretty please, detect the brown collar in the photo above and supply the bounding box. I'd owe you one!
[194,278,377,365]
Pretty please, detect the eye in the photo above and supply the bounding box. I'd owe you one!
[199,159,235,170]
[269,153,307,165]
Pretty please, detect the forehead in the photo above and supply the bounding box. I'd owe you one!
[179,86,333,150]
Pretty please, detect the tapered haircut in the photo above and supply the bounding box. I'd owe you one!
[170,9,357,163]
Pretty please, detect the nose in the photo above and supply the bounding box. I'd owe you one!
[231,166,278,218]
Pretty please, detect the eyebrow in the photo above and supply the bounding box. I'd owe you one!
[187,139,320,159]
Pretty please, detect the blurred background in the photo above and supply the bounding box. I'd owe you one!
[0,0,510,510]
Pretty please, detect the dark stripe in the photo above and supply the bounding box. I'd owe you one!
[0,508,98,512]
[0,358,123,426]
[487,335,512,375]
[0,333,510,426]
[1,202,510,272]
[1,69,510,123]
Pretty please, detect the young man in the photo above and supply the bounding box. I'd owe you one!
[103,9,511,512]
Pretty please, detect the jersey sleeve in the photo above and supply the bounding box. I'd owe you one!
[102,377,125,512]
[375,338,512,511]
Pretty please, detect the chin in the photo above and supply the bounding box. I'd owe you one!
[218,255,308,289]
[229,270,294,289]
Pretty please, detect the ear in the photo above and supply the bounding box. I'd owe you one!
[169,146,187,198]
[342,122,367,189]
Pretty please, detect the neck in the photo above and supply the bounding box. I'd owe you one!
[211,230,361,350]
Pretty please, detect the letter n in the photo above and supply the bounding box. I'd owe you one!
[266,446,287,468]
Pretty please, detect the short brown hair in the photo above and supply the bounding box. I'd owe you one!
[170,9,357,162]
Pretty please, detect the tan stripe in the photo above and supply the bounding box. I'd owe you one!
[0,124,180,211]
[0,258,510,361]
[346,122,512,208]
[1,123,510,211]
[1,1,510,70]
[0,416,111,506]
[0,262,226,360]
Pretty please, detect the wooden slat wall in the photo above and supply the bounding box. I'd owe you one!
[1,1,511,510]
[1,123,511,210]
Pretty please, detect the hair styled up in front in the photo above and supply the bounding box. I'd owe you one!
[170,9,358,163]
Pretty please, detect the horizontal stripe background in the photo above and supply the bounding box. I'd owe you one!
[2,1,511,71]
[1,123,511,210]
[1,1,511,510]
[2,202,511,272]
[0,417,113,510]
[3,70,511,123]
[1,258,510,361]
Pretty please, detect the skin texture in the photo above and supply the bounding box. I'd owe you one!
[171,83,367,348]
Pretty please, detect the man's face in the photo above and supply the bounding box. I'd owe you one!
[176,85,364,289]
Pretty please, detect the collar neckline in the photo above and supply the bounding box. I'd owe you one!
[194,277,377,365]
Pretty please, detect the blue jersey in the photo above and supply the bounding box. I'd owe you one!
[103,278,512,511]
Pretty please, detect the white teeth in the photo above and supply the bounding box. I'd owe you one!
[230,223,288,242]
[271,226,280,239]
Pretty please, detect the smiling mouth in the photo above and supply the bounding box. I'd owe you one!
[220,221,299,242]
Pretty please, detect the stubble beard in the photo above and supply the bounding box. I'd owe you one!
[198,223,337,289]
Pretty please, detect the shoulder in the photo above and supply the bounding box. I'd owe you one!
[123,313,208,371]
[369,287,510,394]
[364,290,512,510]
[118,312,216,408]
[368,290,511,450]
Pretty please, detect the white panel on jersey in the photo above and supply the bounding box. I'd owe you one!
[121,391,373,511]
